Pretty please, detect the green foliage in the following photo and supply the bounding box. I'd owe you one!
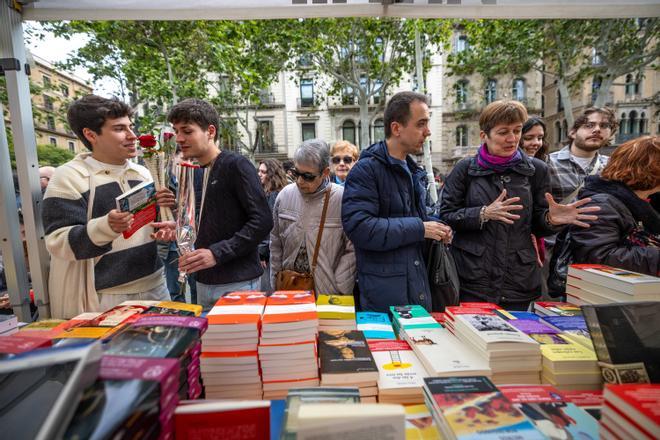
[6,142,73,169]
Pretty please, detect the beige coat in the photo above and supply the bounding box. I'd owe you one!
[270,182,356,294]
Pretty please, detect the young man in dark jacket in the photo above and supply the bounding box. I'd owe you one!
[155,98,272,310]
[341,92,452,312]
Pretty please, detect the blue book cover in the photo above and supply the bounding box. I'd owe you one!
[356,312,396,339]
[540,316,587,331]
[506,311,541,321]
[270,399,286,440]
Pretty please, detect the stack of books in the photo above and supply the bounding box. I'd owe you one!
[0,333,52,359]
[65,355,180,440]
[566,264,660,305]
[601,384,660,440]
[400,325,491,378]
[105,315,207,400]
[582,301,660,384]
[319,330,379,402]
[389,305,441,337]
[533,301,582,317]
[201,291,266,399]
[18,318,69,339]
[539,314,594,350]
[316,294,356,332]
[0,314,18,336]
[259,291,319,399]
[175,400,271,440]
[499,384,599,439]
[449,309,542,384]
[356,311,396,340]
[423,376,545,440]
[443,303,501,334]
[294,403,405,439]
[281,387,361,439]
[369,340,428,404]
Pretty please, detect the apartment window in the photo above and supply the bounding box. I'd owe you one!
[591,48,602,65]
[455,80,468,105]
[47,116,56,131]
[455,35,469,53]
[620,113,628,134]
[485,79,497,104]
[301,123,316,141]
[342,120,356,145]
[300,78,314,107]
[557,90,564,112]
[562,120,568,142]
[555,121,561,144]
[256,120,274,153]
[49,137,57,147]
[43,95,54,111]
[373,80,384,105]
[640,112,647,133]
[42,75,51,87]
[61,84,69,97]
[68,141,75,152]
[219,120,238,152]
[591,76,602,103]
[625,74,640,96]
[341,86,355,105]
[372,118,385,143]
[629,111,639,135]
[456,125,468,147]
[512,78,525,101]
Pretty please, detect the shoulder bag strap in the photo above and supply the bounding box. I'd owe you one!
[560,157,602,205]
[310,186,332,274]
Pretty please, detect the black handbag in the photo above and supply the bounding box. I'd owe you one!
[424,240,460,312]
[548,228,573,298]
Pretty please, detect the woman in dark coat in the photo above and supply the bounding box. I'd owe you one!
[439,101,599,310]
[571,136,660,276]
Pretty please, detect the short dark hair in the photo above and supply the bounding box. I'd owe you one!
[167,98,220,142]
[570,107,618,140]
[519,116,549,161]
[67,95,133,151]
[479,100,528,135]
[384,91,428,138]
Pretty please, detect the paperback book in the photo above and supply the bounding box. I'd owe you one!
[356,311,396,340]
[115,180,157,239]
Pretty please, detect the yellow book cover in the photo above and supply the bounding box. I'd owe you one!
[540,336,596,362]
[405,404,441,440]
[561,330,595,351]
[20,319,66,330]
[316,294,355,320]
[55,327,112,339]
[155,301,203,316]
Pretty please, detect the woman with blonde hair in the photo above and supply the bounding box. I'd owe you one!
[570,135,660,276]
[330,140,359,186]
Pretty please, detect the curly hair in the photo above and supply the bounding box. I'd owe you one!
[259,158,288,194]
[570,107,618,140]
[601,135,660,191]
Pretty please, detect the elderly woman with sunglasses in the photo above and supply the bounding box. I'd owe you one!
[330,140,359,186]
[269,139,356,294]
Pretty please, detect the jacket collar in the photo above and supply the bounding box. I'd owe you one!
[361,140,426,179]
[467,150,536,177]
[69,152,149,179]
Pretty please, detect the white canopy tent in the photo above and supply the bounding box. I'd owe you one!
[2,0,659,321]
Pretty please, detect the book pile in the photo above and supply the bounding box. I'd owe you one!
[316,294,356,331]
[499,384,599,439]
[0,333,52,359]
[447,306,542,384]
[319,330,379,402]
[423,376,545,440]
[401,325,491,378]
[175,400,271,440]
[533,301,582,317]
[259,291,319,399]
[369,340,428,404]
[443,302,502,334]
[583,301,660,384]
[566,264,660,305]
[65,355,180,440]
[389,305,441,337]
[281,387,361,439]
[295,403,405,439]
[562,389,603,420]
[0,314,18,336]
[201,291,266,399]
[105,315,207,400]
[356,311,396,340]
[506,318,601,390]
[539,314,594,350]
[601,384,660,440]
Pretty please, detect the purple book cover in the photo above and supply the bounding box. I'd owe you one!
[132,315,208,334]
[541,316,588,331]
[509,319,559,335]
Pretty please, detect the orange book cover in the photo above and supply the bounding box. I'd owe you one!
[262,291,318,325]
[207,291,267,326]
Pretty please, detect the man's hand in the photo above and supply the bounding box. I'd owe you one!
[108,209,134,233]
[179,249,217,274]
[424,221,453,243]
[150,220,177,241]
[484,189,524,224]
[156,188,176,208]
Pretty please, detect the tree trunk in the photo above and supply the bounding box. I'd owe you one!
[557,79,575,128]
[358,90,370,150]
[593,73,616,108]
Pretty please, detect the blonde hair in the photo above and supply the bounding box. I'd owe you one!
[330,140,359,160]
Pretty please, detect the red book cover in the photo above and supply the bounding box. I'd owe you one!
[262,291,317,325]
[562,390,603,407]
[430,312,446,325]
[207,291,266,326]
[604,384,660,438]
[175,401,270,440]
[0,334,52,356]
[459,302,502,310]
[445,306,497,322]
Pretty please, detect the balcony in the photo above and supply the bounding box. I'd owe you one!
[451,145,479,159]
[297,97,316,109]
[452,100,479,114]
[258,92,277,105]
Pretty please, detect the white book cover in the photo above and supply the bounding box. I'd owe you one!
[403,327,491,377]
[456,314,538,346]
[368,340,428,392]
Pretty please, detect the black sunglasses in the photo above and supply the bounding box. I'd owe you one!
[331,155,354,165]
[291,168,319,182]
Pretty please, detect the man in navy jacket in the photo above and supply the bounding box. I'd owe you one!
[341,92,452,312]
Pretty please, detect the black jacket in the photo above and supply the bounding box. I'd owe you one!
[195,151,273,285]
[571,176,660,276]
[439,154,556,304]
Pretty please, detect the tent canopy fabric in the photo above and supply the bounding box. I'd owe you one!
[19,0,660,21]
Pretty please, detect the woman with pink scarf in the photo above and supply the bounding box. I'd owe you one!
[439,101,599,310]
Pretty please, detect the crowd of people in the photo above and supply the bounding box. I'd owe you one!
[11,90,656,319]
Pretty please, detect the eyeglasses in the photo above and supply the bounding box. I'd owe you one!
[291,168,319,182]
[582,122,612,130]
[331,155,354,165]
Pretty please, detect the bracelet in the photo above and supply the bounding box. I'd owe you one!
[479,206,489,228]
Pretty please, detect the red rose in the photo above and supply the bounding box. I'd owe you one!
[138,134,157,148]
[163,132,175,141]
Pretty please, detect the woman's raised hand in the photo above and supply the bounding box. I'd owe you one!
[484,189,524,224]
